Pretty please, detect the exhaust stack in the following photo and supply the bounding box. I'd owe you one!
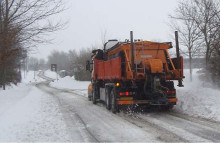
[130,31,134,72]
[175,31,184,87]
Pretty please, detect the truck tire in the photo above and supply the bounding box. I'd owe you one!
[105,87,111,110]
[110,88,117,114]
[88,96,91,101]
[92,84,97,104]
[92,88,96,104]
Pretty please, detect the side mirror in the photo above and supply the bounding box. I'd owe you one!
[92,49,97,54]
[86,60,90,71]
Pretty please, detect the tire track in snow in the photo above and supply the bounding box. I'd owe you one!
[168,111,220,132]
[38,74,220,142]
[40,83,186,142]
[134,112,220,142]
[36,82,99,142]
[46,83,219,142]
[117,113,187,142]
[56,96,99,142]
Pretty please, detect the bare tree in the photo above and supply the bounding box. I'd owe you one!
[192,0,220,66]
[0,0,65,48]
[170,0,220,67]
[169,2,203,81]
[74,48,92,81]
[169,0,220,85]
[209,27,220,83]
[47,48,93,81]
[100,29,107,48]
[47,50,69,71]
[0,0,65,89]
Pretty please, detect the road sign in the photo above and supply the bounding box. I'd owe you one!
[51,64,57,72]
[73,67,78,72]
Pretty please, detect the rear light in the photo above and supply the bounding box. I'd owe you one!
[125,92,129,96]
[119,92,134,96]
[166,90,175,94]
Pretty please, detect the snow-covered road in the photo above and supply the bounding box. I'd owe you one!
[37,82,161,142]
[36,81,220,142]
[1,71,220,142]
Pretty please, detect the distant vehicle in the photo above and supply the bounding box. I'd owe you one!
[59,70,68,78]
[87,31,184,113]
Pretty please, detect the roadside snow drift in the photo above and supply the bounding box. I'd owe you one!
[175,69,220,122]
[0,71,71,141]
[22,71,45,84]
[50,76,90,96]
[44,70,58,80]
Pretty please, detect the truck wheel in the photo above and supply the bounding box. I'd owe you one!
[88,95,92,101]
[92,85,97,104]
[105,87,111,110]
[110,88,117,114]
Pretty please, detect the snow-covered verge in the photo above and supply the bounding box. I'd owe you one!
[22,71,45,84]
[0,71,71,141]
[50,76,90,96]
[44,70,59,80]
[175,69,220,122]
[0,71,44,90]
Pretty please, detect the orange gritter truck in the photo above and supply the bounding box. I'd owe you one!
[86,31,184,113]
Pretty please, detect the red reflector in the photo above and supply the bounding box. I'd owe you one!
[169,98,178,102]
[118,101,133,105]
[125,92,129,96]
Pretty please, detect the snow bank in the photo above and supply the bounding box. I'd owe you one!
[50,76,90,96]
[44,70,58,80]
[22,71,45,84]
[0,71,44,91]
[0,70,71,141]
[175,69,220,121]
[0,85,71,141]
[0,84,31,115]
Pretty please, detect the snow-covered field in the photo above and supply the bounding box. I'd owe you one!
[0,71,71,141]
[175,69,220,121]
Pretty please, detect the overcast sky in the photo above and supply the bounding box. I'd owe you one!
[31,0,178,59]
